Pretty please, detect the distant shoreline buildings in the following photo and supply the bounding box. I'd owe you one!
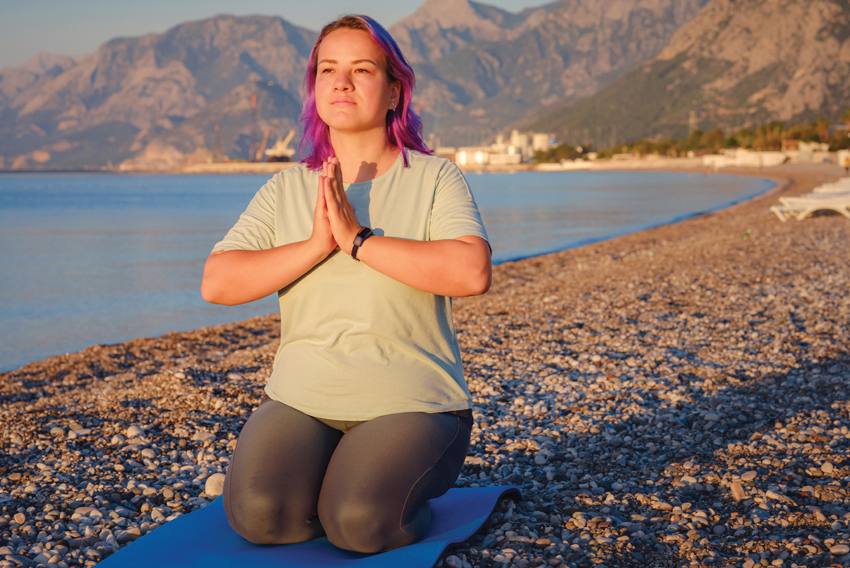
[436,130,555,166]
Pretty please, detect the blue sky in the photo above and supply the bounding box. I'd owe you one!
[0,0,546,69]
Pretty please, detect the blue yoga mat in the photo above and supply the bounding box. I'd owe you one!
[98,486,522,568]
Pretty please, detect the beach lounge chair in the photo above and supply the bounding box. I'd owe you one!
[813,180,850,193]
[778,192,850,207]
[771,197,850,221]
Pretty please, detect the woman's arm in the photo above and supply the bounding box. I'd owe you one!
[355,235,491,297]
[322,157,492,298]
[201,241,327,306]
[201,176,338,306]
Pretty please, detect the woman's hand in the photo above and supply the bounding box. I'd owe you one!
[309,166,339,256]
[322,157,362,255]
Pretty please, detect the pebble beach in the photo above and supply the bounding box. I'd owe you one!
[1,164,849,568]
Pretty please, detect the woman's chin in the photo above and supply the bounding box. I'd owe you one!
[324,119,384,135]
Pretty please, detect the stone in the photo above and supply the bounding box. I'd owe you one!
[205,473,226,499]
[116,528,142,544]
[830,544,849,554]
[445,555,463,568]
[821,462,834,474]
[741,471,757,482]
[730,482,746,501]
[192,431,215,442]
[13,513,25,524]
[126,425,144,438]
[704,413,721,422]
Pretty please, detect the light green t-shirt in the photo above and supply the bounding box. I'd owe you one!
[212,150,489,420]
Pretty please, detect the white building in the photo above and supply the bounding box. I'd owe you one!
[456,147,493,166]
[532,133,553,153]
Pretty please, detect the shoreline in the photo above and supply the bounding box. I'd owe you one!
[0,158,777,176]
[2,163,850,568]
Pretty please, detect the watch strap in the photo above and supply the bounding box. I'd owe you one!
[351,227,373,261]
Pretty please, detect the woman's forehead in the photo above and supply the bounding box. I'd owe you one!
[317,28,384,65]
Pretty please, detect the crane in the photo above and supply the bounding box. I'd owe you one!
[265,129,297,162]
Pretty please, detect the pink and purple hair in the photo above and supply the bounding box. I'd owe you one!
[298,15,431,169]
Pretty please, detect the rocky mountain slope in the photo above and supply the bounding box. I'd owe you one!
[0,15,314,169]
[393,0,711,145]
[529,0,850,145]
[5,0,831,169]
[388,0,554,63]
[0,1,711,169]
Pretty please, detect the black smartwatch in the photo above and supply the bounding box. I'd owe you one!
[351,227,373,261]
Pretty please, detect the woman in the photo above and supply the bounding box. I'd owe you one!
[201,15,491,553]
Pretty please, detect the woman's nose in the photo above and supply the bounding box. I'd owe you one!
[334,74,353,91]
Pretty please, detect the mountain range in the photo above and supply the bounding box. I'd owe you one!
[529,0,850,145]
[0,0,846,169]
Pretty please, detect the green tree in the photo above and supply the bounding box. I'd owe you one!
[753,122,784,150]
[534,144,583,163]
[700,129,725,151]
[841,108,850,130]
[815,117,830,144]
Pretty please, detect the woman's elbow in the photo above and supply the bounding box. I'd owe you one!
[200,277,223,304]
[474,268,493,295]
[461,265,492,296]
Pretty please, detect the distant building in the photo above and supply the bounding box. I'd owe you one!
[452,130,554,166]
[456,147,494,166]
[532,133,554,153]
[798,141,830,153]
[456,145,522,166]
[510,130,530,157]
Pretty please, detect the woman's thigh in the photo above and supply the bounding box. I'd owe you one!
[318,411,472,553]
[223,399,343,544]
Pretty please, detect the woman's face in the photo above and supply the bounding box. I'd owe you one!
[314,28,400,135]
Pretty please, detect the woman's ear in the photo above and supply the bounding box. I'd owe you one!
[390,81,401,111]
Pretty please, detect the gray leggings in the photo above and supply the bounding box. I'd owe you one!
[222,397,473,553]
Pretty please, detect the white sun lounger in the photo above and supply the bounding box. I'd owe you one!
[771,200,850,221]
[771,177,850,221]
[814,180,850,193]
[779,192,850,207]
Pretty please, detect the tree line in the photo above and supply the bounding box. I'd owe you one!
[535,111,850,163]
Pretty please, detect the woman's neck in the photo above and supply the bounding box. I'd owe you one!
[329,128,400,184]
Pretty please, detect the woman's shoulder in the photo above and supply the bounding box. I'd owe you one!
[404,150,461,176]
[263,163,316,192]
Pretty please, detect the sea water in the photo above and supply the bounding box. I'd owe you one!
[0,170,773,371]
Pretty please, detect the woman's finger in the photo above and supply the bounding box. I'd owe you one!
[318,176,328,213]
[324,176,339,218]
[329,162,342,205]
[332,157,344,194]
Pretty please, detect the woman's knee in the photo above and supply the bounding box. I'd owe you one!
[225,488,322,545]
[319,496,413,553]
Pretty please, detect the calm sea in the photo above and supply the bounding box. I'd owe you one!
[0,170,773,372]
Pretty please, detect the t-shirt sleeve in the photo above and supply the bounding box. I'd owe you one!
[428,161,489,243]
[211,176,278,253]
